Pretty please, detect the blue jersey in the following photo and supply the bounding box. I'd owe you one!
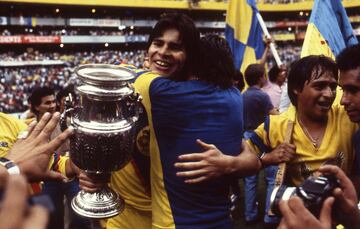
[135,72,244,229]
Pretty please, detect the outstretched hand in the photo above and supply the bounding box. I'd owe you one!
[174,139,233,184]
[0,175,49,229]
[7,112,73,182]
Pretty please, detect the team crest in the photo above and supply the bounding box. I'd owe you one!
[0,142,8,147]
[136,126,150,156]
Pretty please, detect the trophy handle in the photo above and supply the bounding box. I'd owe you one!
[129,91,142,122]
[60,94,74,131]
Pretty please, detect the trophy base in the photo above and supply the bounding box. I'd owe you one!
[71,187,125,219]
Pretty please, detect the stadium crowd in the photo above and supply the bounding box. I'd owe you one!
[0,49,147,113]
[0,45,299,113]
[1,28,134,36]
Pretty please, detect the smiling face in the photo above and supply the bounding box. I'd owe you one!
[295,71,337,122]
[147,28,186,77]
[339,67,360,123]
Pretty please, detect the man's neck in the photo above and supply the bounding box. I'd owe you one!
[297,112,328,148]
[297,112,328,132]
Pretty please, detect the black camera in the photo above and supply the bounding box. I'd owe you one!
[269,175,339,217]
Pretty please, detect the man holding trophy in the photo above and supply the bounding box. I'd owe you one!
[62,13,260,229]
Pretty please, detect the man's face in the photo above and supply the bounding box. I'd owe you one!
[296,71,337,121]
[147,28,186,76]
[35,95,56,117]
[339,67,360,123]
[276,67,287,86]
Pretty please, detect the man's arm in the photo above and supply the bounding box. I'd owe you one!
[257,37,271,66]
[174,139,261,183]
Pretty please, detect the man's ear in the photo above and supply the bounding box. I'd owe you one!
[33,105,40,112]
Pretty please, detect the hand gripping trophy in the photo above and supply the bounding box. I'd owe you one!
[61,64,141,218]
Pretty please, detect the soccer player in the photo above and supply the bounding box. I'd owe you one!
[176,55,359,228]
[278,44,360,229]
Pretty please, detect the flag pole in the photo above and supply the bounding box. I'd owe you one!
[256,12,283,67]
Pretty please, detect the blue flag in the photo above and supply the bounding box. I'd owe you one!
[225,0,264,73]
[301,0,358,59]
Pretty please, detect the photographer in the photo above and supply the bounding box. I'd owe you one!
[278,165,360,229]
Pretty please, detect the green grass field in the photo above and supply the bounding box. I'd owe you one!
[233,170,269,229]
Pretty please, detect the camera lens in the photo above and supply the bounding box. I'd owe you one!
[269,175,339,217]
[269,185,296,216]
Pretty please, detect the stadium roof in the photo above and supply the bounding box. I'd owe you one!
[1,0,360,12]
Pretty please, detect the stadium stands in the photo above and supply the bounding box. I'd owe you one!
[0,0,359,113]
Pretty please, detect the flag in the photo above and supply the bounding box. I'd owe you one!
[225,0,264,73]
[301,0,358,59]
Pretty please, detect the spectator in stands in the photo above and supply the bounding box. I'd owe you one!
[241,63,279,225]
[278,44,360,229]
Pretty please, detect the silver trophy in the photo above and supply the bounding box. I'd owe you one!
[61,64,141,218]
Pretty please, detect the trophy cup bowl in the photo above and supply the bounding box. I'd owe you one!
[61,64,141,218]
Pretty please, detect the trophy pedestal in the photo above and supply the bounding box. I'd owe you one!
[71,187,125,219]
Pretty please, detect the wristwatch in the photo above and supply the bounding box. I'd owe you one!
[0,157,20,175]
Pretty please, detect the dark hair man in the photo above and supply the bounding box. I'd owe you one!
[244,63,279,131]
[242,63,279,225]
[133,34,259,229]
[78,27,260,228]
[176,55,359,228]
[263,64,287,110]
[278,44,360,229]
[112,13,203,229]
[28,87,56,119]
[146,12,200,81]
[29,86,91,229]
[74,13,203,229]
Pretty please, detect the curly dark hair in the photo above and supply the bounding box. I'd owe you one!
[337,44,360,73]
[197,34,236,89]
